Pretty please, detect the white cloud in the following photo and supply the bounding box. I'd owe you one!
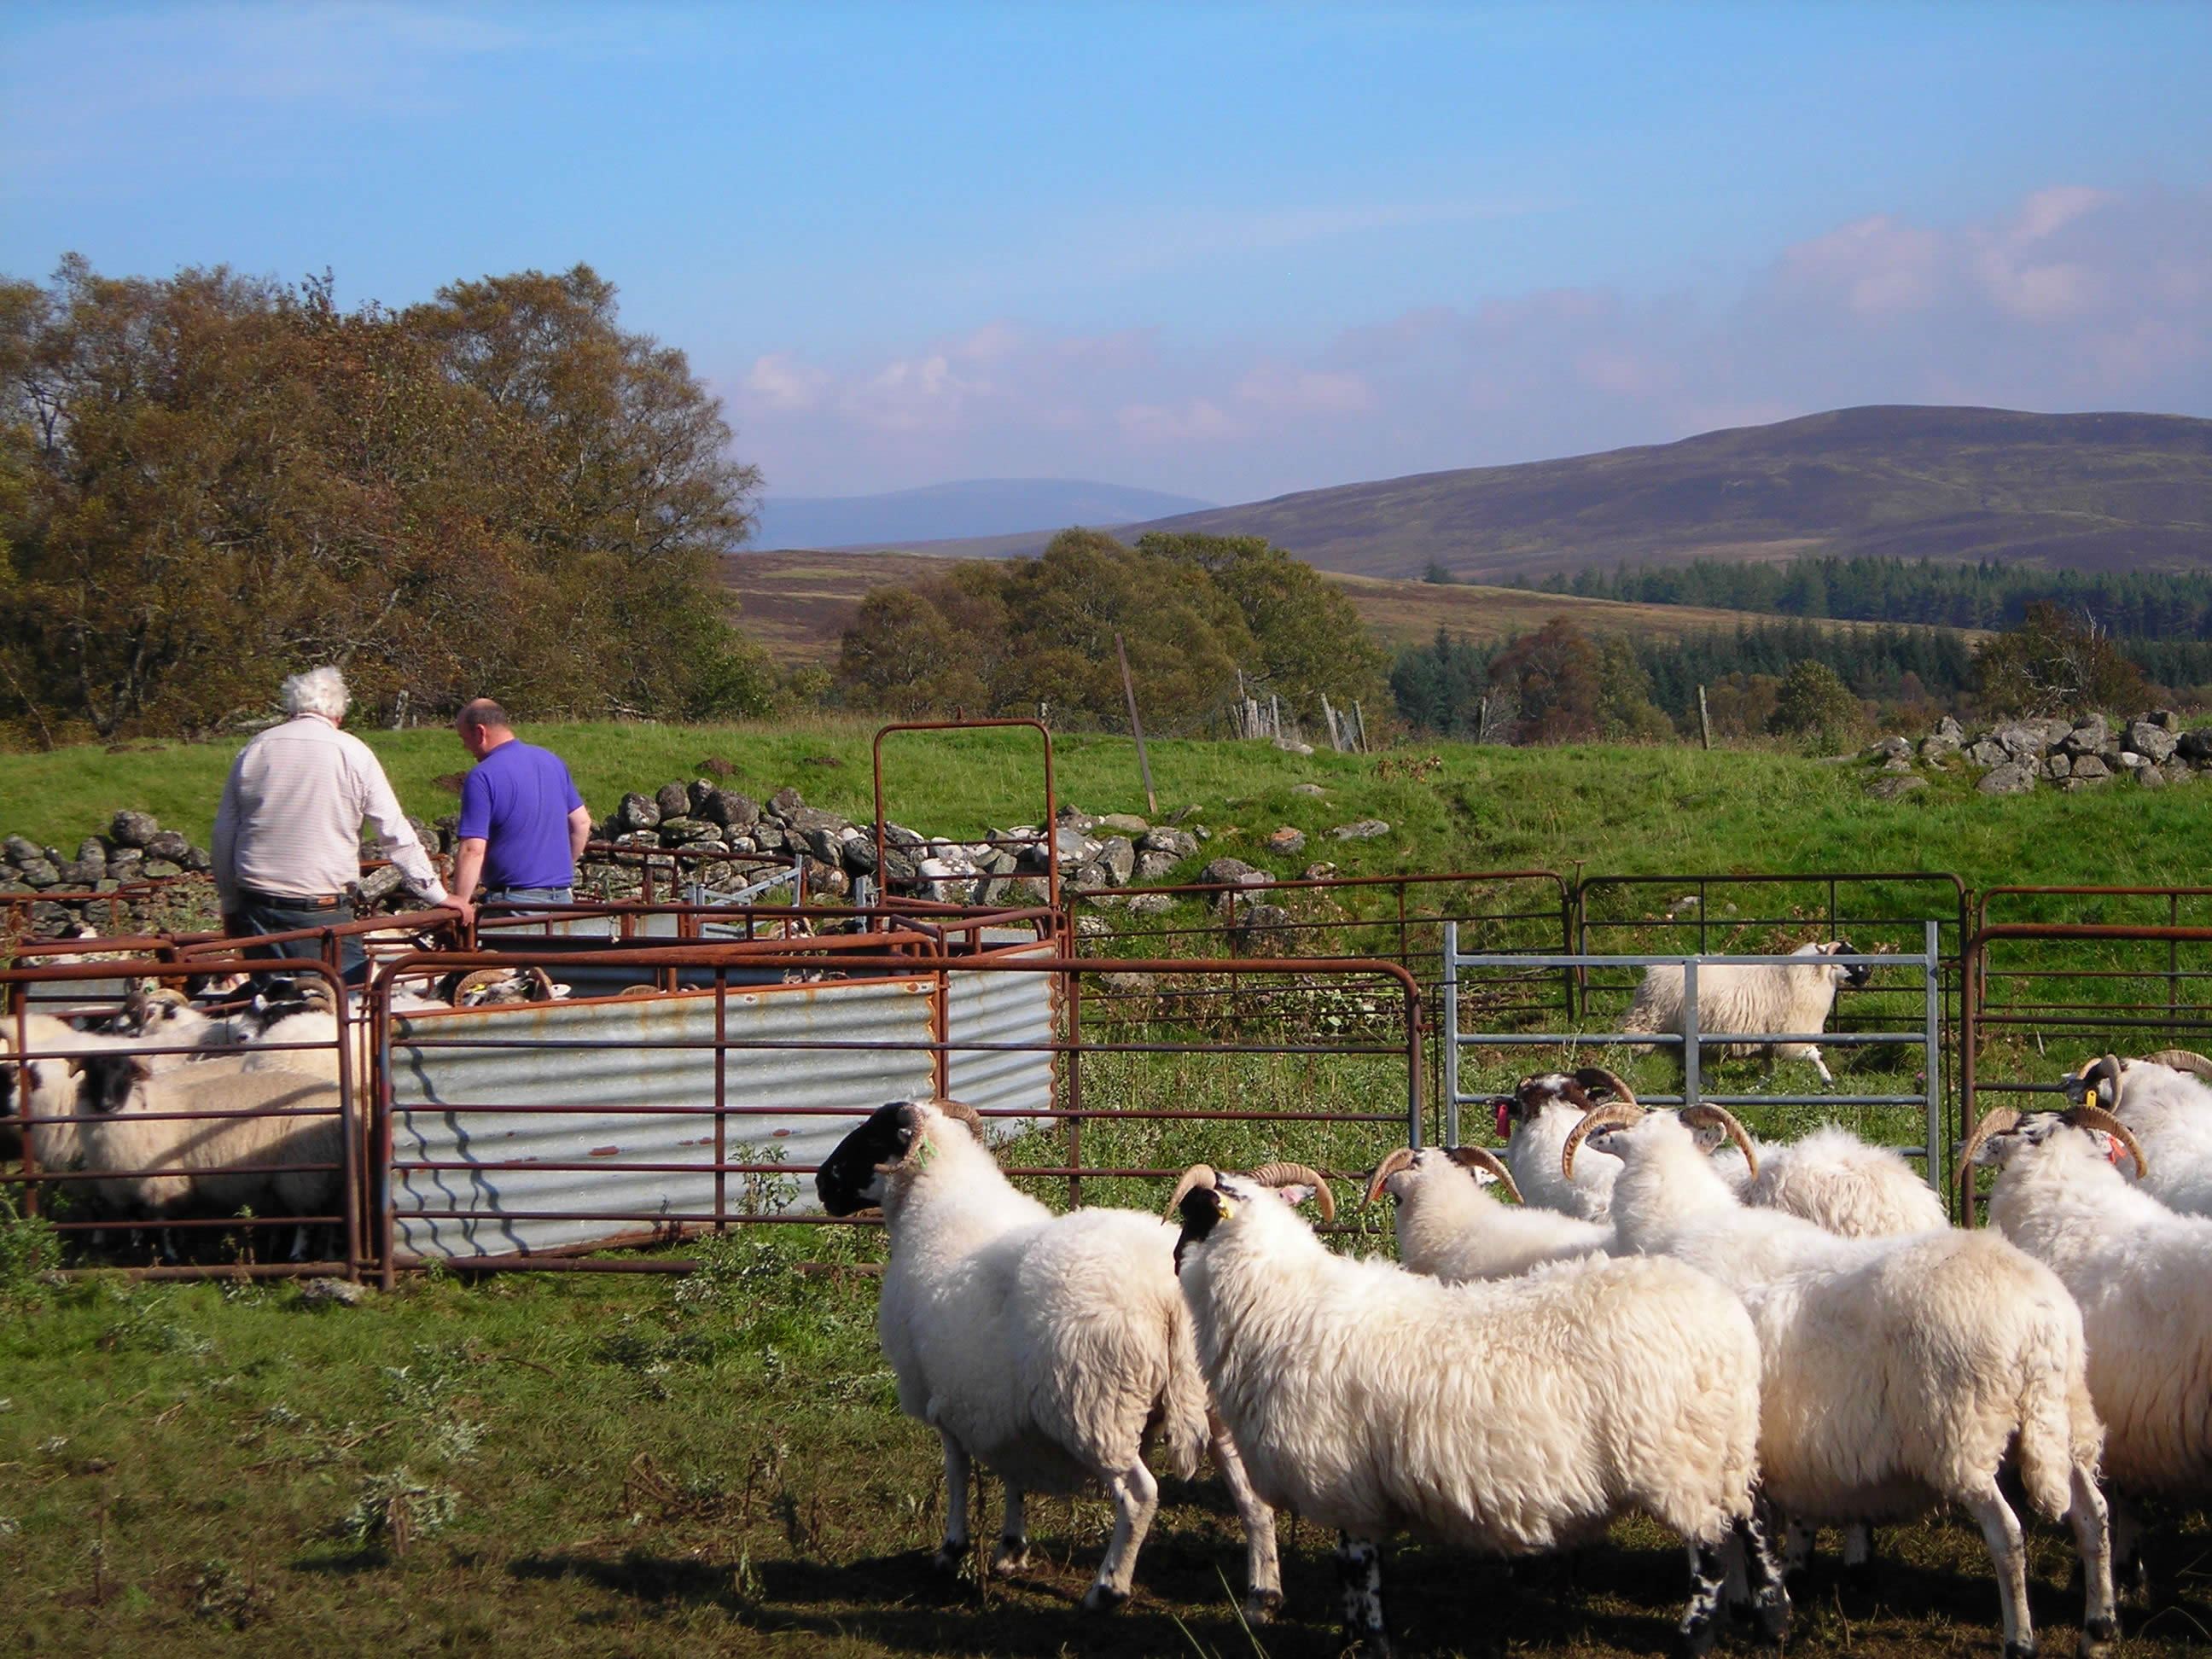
[726,186,2212,501]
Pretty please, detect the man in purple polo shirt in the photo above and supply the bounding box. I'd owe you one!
[450,699,591,922]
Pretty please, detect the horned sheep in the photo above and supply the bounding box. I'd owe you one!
[2073,1050,2212,1218]
[812,1099,1280,1617]
[1170,1160,1787,1658]
[1963,1086,2212,1591]
[1566,1097,2116,1659]
[1365,1144,1609,1281]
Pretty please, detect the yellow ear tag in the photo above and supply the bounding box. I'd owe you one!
[1214,1196,1237,1219]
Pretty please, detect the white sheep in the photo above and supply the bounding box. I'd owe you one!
[1364,1144,1610,1281]
[1565,1098,2117,1659]
[1170,1159,1786,1658]
[1738,1123,1947,1236]
[75,1051,344,1260]
[2071,1051,2212,1217]
[2,1010,119,1177]
[812,1099,1280,1617]
[1962,1093,2212,1594]
[1495,1068,1627,1220]
[1621,940,1868,1087]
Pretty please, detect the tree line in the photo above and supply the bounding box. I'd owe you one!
[1391,603,2182,747]
[834,528,1390,735]
[1479,555,2212,640]
[1,257,774,747]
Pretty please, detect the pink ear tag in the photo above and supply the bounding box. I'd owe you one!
[1495,1100,1511,1139]
[2106,1136,2124,1167]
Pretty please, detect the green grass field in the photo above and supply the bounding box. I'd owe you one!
[6,724,2212,1655]
[6,716,2209,895]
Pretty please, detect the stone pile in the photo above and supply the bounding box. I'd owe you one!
[0,810,212,897]
[1866,710,2211,798]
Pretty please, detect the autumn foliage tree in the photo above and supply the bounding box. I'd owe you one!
[0,257,768,745]
[835,528,1387,731]
[1974,601,2151,718]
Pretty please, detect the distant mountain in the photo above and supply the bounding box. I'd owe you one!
[751,479,1215,550]
[870,407,2212,581]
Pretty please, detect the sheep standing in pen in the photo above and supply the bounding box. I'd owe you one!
[1962,1085,2212,1594]
[812,1099,1281,1617]
[1564,1097,2116,1659]
[2069,1051,2212,1217]
[74,1051,345,1261]
[1621,940,1869,1087]
[1496,1068,1627,1219]
[1365,1144,1609,1280]
[1170,1160,1788,1659]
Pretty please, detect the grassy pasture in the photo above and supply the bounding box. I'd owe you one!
[6,726,2212,1653]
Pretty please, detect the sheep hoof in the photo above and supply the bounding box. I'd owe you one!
[930,1540,968,1574]
[989,1537,1028,1577]
[1080,1583,1129,1614]
[1243,1588,1282,1624]
[2080,1616,2118,1659]
[2004,1641,2039,1659]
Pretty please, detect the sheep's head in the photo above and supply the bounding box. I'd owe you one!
[75,1052,152,1116]
[1959,1088,2148,1214]
[1562,1099,1757,1180]
[1363,1144,1522,1207]
[1494,1067,1635,1140]
[813,1098,989,1214]
[1167,1161,1335,1269]
[1795,939,1871,989]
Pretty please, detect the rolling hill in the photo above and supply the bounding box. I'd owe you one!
[752,478,1213,550]
[721,549,1983,667]
[817,405,2212,582]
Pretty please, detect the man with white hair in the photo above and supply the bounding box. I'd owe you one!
[211,666,460,981]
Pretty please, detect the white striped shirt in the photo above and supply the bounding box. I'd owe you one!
[210,716,447,909]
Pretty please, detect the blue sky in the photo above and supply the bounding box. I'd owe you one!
[5,3,2209,503]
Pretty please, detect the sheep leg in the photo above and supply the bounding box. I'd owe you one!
[1737,1509,1791,1643]
[931,1434,971,1571]
[2064,1463,2118,1656]
[1842,1520,1876,1590]
[1781,1515,1816,1576]
[989,1482,1028,1577]
[2109,1496,2147,1603]
[1209,1414,1281,1621]
[1807,1045,1836,1087]
[1081,1456,1157,1611]
[1964,1478,2036,1659]
[1681,1539,1731,1657]
[1335,1534,1391,1658]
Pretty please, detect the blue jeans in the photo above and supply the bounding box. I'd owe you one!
[233,893,365,982]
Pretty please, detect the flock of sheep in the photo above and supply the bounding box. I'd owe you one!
[0,965,558,1258]
[814,1039,2212,1656]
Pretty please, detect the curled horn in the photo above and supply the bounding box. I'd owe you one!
[929,1098,991,1144]
[1571,1066,1637,1105]
[2065,1103,2149,1179]
[1447,1145,1523,1204]
[1680,1105,1759,1179]
[1562,1102,1644,1180]
[1363,1147,1418,1205]
[2144,1049,2212,1080]
[451,968,508,1002]
[1251,1161,1336,1222]
[1956,1106,2023,1220]
[2079,1054,2127,1113]
[1166,1163,1219,1220]
[525,965,559,1000]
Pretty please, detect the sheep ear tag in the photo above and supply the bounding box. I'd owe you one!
[1494,1098,1512,1139]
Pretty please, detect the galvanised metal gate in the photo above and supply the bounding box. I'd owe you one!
[1439,922,1948,1185]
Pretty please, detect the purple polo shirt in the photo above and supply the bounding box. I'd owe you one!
[456,738,585,891]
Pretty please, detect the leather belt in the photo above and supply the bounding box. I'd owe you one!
[237,888,348,911]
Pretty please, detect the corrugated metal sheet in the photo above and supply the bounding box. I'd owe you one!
[388,975,940,1257]
[946,948,1055,1127]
